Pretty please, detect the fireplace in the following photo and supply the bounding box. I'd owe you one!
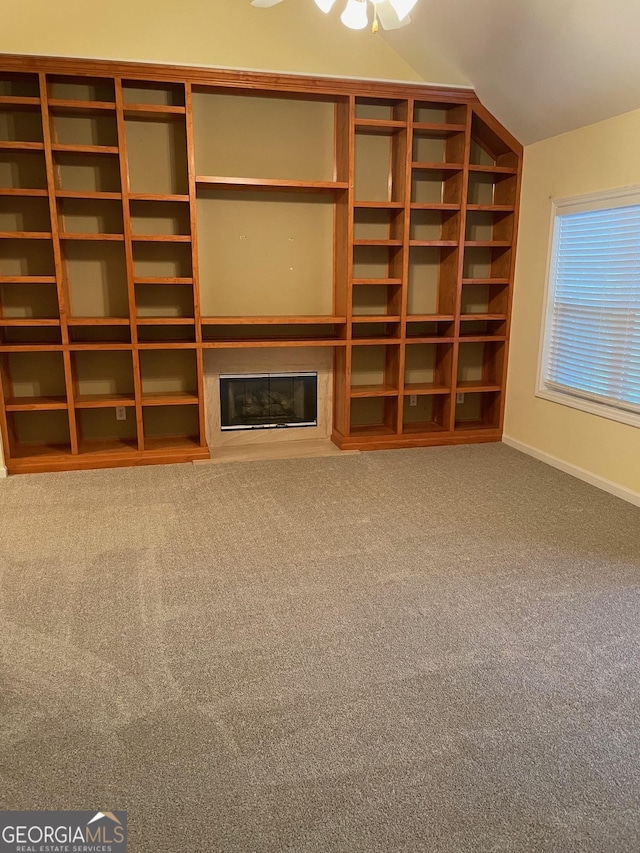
[220,372,318,431]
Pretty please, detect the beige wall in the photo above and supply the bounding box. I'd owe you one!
[1,0,452,84]
[506,108,640,496]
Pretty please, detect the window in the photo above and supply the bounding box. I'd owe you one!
[538,187,640,427]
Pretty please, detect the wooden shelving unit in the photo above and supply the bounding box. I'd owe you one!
[0,56,522,473]
[332,97,521,450]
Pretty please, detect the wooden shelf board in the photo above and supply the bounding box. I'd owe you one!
[56,190,122,200]
[466,204,514,212]
[131,234,191,243]
[403,383,450,395]
[136,317,195,325]
[407,314,455,322]
[51,143,119,155]
[77,438,139,456]
[5,395,68,411]
[347,338,401,346]
[0,188,49,197]
[7,439,209,473]
[460,313,506,321]
[48,99,116,112]
[143,435,202,452]
[201,315,346,325]
[352,278,402,286]
[0,96,41,106]
[402,421,448,435]
[464,240,511,248]
[462,278,510,286]
[67,317,130,325]
[0,141,44,151]
[144,438,210,459]
[349,424,397,437]
[354,201,404,209]
[469,164,517,175]
[9,442,73,460]
[141,393,199,407]
[59,233,124,241]
[354,119,406,134]
[201,338,345,349]
[196,176,349,193]
[0,344,63,353]
[133,277,193,285]
[353,239,402,247]
[0,318,60,326]
[412,122,466,134]
[456,382,501,393]
[68,343,133,351]
[136,342,197,350]
[458,335,507,342]
[350,384,398,398]
[123,104,186,117]
[405,336,455,344]
[409,240,457,247]
[351,336,399,344]
[0,231,52,239]
[75,394,136,408]
[129,193,190,203]
[410,203,460,211]
[351,315,400,323]
[453,419,501,432]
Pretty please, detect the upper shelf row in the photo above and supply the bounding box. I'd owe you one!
[0,71,517,198]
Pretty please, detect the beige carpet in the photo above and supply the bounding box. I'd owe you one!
[1,444,639,852]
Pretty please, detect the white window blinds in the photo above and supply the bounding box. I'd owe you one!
[544,197,640,417]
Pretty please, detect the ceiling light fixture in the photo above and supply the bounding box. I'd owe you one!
[250,0,418,33]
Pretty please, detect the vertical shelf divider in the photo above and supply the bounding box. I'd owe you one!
[114,77,144,451]
[40,71,78,454]
[185,82,207,448]
[398,97,413,433]
[0,355,13,466]
[335,95,355,441]
[448,104,473,432]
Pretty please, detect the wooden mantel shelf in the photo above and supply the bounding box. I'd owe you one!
[201,316,346,325]
[195,176,349,193]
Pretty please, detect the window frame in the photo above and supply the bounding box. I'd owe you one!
[537,185,640,429]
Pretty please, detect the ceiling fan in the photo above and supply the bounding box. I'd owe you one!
[250,0,418,33]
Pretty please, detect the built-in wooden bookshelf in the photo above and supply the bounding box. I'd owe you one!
[0,56,522,473]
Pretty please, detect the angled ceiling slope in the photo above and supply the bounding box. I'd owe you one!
[382,0,640,145]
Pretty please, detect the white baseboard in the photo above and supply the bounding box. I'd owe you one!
[0,465,7,479]
[502,435,640,508]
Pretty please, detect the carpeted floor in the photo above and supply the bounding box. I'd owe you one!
[1,443,639,852]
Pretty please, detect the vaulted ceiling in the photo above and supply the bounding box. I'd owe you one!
[383,0,640,144]
[4,0,640,146]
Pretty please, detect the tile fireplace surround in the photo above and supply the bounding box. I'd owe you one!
[203,349,334,453]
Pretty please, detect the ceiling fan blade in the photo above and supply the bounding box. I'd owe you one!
[250,0,285,7]
[376,1,411,29]
[313,0,338,10]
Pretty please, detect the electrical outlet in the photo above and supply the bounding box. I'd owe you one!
[115,407,127,421]
[456,393,465,404]
[409,394,418,407]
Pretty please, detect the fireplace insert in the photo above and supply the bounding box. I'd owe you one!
[220,372,318,430]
